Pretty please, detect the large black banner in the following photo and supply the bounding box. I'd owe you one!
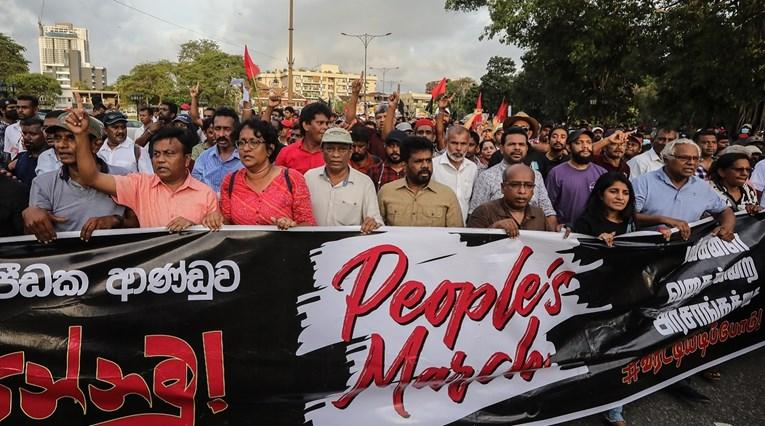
[0,213,762,425]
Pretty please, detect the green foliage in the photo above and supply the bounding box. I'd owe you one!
[446,0,765,128]
[446,77,479,117]
[114,39,245,107]
[6,73,61,105]
[0,34,30,81]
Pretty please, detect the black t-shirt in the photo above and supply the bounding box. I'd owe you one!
[536,153,569,179]
[0,175,29,237]
[573,214,634,236]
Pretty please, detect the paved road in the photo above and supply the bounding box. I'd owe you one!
[561,347,764,426]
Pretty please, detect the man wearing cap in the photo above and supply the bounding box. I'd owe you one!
[192,107,242,193]
[304,127,383,233]
[22,112,138,244]
[396,122,413,135]
[432,125,478,222]
[98,111,153,174]
[367,129,408,191]
[349,124,381,174]
[627,127,678,177]
[546,129,607,225]
[470,126,559,229]
[35,110,67,175]
[378,136,463,227]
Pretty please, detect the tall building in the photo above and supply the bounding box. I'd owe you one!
[256,64,377,104]
[38,22,108,106]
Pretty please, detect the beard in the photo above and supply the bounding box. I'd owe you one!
[351,152,365,162]
[447,151,465,162]
[571,151,592,165]
[4,110,18,121]
[386,153,401,163]
[410,170,431,185]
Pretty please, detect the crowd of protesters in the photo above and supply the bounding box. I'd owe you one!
[1,76,764,425]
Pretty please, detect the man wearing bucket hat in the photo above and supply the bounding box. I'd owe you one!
[304,127,383,234]
[98,111,153,174]
[22,112,137,244]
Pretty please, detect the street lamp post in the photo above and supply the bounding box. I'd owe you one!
[340,32,392,116]
[369,66,398,96]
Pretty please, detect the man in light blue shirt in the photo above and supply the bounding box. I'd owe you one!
[191,107,243,195]
[632,138,735,241]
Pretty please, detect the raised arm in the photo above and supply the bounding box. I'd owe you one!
[381,90,399,141]
[435,94,453,152]
[69,110,118,196]
[189,82,202,126]
[345,73,363,126]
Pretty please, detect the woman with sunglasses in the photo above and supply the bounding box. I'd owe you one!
[203,118,315,230]
[708,152,760,214]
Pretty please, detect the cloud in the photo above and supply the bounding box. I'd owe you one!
[4,0,523,93]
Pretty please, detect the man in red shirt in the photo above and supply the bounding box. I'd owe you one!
[274,102,330,174]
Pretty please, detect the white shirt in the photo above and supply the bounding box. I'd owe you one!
[35,148,61,175]
[3,122,23,156]
[627,148,663,178]
[304,166,383,226]
[97,137,154,174]
[432,152,478,222]
[133,124,148,141]
[750,160,765,207]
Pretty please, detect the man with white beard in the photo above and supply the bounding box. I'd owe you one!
[432,125,477,222]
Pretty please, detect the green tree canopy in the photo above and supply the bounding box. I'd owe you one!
[0,34,30,81]
[6,73,61,105]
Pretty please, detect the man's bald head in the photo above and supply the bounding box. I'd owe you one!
[502,163,535,184]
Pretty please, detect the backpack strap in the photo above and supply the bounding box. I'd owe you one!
[133,144,142,172]
[283,168,293,194]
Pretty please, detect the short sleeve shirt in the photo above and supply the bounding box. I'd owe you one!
[378,178,463,227]
[274,140,324,174]
[304,166,383,226]
[113,173,218,228]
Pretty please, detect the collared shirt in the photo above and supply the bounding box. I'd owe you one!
[466,199,548,232]
[469,160,556,217]
[2,122,22,157]
[378,178,463,227]
[751,160,765,207]
[97,137,154,174]
[133,124,147,141]
[12,151,42,186]
[632,167,728,224]
[432,153,478,222]
[274,139,324,174]
[35,148,61,175]
[367,161,406,191]
[627,148,663,178]
[191,142,211,161]
[350,154,382,175]
[304,166,383,226]
[113,173,218,228]
[191,145,243,194]
[709,180,759,212]
[30,163,129,232]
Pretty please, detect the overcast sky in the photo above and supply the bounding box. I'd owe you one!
[1,0,523,93]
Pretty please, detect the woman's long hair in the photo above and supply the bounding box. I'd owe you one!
[582,172,636,224]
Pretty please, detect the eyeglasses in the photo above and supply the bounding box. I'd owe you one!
[503,181,535,190]
[670,155,700,163]
[236,137,266,148]
[729,167,752,174]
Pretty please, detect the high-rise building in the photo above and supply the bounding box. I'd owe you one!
[256,64,377,104]
[38,22,108,106]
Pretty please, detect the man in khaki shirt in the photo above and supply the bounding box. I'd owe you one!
[378,136,463,227]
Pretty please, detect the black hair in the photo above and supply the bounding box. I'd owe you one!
[93,103,106,111]
[479,139,495,151]
[160,101,178,115]
[139,106,153,114]
[17,95,39,108]
[400,136,433,163]
[148,127,195,155]
[693,128,719,142]
[233,118,279,162]
[582,172,636,225]
[212,106,240,127]
[299,102,332,128]
[271,119,283,132]
[201,117,213,132]
[469,130,480,145]
[20,116,43,127]
[709,153,751,185]
[350,124,371,144]
[203,107,216,114]
[285,106,295,114]
[45,110,66,119]
[501,125,529,145]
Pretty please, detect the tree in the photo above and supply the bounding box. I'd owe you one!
[478,57,515,117]
[178,39,221,63]
[114,61,178,105]
[6,73,61,105]
[0,34,30,81]
[174,40,245,107]
[446,77,479,118]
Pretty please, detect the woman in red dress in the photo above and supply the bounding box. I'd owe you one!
[203,119,315,229]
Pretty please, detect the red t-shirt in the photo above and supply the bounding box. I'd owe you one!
[274,139,324,174]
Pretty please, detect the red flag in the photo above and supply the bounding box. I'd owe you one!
[243,46,261,80]
[430,77,447,100]
[472,92,483,128]
[495,97,508,124]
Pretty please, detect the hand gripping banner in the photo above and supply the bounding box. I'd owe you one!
[0,213,762,425]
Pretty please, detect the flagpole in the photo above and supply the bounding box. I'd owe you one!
[287,0,294,104]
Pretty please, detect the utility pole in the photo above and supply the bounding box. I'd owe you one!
[369,66,398,96]
[340,32,392,116]
[287,0,294,103]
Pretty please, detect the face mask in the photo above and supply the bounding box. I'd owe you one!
[742,128,750,134]
[643,139,651,146]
